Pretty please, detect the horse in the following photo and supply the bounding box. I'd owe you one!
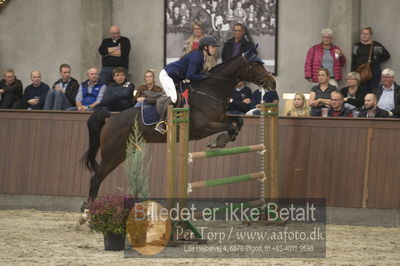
[80,50,276,212]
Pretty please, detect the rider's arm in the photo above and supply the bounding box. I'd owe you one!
[186,53,206,81]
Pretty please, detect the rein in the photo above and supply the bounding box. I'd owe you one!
[207,73,238,82]
[189,87,227,106]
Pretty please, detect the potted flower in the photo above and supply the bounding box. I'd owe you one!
[88,193,133,251]
[88,121,153,251]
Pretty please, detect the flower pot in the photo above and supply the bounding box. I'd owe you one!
[103,233,125,251]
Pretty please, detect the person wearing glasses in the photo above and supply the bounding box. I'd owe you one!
[221,23,253,62]
[340,72,367,111]
[372,68,400,117]
[183,22,217,71]
[98,25,131,85]
[328,91,353,117]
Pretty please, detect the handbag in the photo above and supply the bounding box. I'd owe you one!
[356,43,374,82]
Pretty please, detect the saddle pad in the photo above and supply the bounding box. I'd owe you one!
[141,101,161,126]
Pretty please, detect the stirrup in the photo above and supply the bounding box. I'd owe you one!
[155,121,168,135]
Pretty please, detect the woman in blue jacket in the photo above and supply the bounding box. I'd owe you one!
[156,35,219,134]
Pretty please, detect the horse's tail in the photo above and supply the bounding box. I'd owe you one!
[81,110,111,172]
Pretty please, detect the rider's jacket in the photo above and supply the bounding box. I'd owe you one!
[164,50,205,83]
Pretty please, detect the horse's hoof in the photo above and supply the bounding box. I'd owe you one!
[79,209,90,225]
[215,133,230,148]
[207,142,218,149]
[80,201,88,213]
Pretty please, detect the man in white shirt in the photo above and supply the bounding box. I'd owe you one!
[374,68,400,117]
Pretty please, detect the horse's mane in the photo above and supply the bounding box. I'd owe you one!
[209,55,242,74]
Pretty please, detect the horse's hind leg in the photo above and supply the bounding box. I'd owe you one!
[88,155,124,201]
[79,156,124,224]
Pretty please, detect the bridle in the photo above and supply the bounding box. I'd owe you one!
[190,59,274,105]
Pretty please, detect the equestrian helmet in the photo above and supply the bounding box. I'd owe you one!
[199,36,219,49]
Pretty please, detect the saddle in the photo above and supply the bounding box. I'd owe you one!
[143,84,189,115]
[140,84,189,126]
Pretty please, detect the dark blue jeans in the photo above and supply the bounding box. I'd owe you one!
[99,67,114,85]
[43,90,72,110]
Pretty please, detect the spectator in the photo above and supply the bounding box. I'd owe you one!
[373,68,400,117]
[98,25,131,85]
[134,69,163,108]
[184,22,217,71]
[305,28,346,88]
[328,91,353,117]
[286,93,310,117]
[221,23,253,62]
[340,72,368,111]
[68,67,106,111]
[308,68,338,116]
[13,71,49,110]
[43,64,79,110]
[227,81,252,115]
[94,67,134,112]
[0,68,23,109]
[246,88,279,115]
[352,26,390,93]
[359,93,389,118]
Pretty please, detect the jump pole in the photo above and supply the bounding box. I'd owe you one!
[188,171,265,192]
[188,144,265,162]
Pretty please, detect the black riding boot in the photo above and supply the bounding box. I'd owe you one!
[155,97,173,134]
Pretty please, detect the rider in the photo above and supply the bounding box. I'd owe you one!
[156,35,219,134]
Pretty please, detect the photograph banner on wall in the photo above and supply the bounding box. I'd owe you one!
[164,0,278,74]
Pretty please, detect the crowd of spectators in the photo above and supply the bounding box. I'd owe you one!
[0,17,397,120]
[297,26,396,119]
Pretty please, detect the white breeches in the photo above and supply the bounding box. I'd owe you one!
[159,69,177,103]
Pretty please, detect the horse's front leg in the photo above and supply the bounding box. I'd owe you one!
[222,115,244,142]
[202,116,243,148]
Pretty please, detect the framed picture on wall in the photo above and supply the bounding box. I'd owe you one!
[164,0,278,74]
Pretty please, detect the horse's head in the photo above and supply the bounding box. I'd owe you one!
[239,46,276,91]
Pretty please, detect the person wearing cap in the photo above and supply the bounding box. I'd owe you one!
[156,35,219,134]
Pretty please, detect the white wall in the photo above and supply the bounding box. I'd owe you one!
[112,0,165,86]
[276,0,331,98]
[0,0,82,88]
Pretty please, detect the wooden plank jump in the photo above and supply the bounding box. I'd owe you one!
[188,144,265,162]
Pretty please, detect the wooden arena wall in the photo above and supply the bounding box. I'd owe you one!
[0,110,398,209]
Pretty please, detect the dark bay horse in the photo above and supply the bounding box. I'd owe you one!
[81,51,276,209]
